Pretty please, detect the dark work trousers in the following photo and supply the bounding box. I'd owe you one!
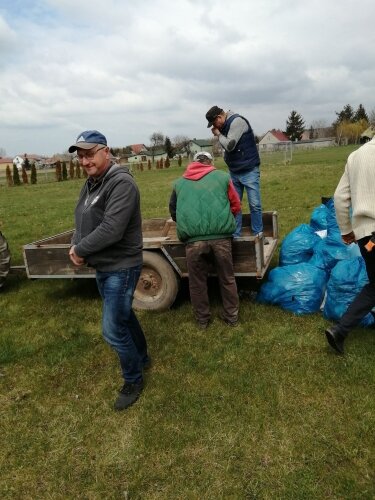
[185,238,239,324]
[337,236,375,337]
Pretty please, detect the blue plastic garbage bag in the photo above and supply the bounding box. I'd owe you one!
[309,238,328,271]
[323,239,360,271]
[310,204,328,231]
[323,256,374,327]
[310,238,361,272]
[257,263,327,315]
[279,224,321,266]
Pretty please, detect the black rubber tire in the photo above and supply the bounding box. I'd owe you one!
[133,251,179,311]
[0,231,11,289]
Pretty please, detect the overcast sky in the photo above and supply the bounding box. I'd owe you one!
[0,0,374,156]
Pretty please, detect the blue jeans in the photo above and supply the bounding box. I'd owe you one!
[230,166,263,237]
[96,266,148,384]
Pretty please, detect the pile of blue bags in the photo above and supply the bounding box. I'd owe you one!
[257,199,374,326]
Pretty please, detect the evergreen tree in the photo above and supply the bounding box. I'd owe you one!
[178,155,182,167]
[30,163,37,184]
[12,165,21,185]
[69,159,75,179]
[55,160,62,182]
[75,160,81,179]
[165,157,170,168]
[62,161,68,181]
[147,159,152,170]
[334,104,354,124]
[21,167,29,184]
[285,110,305,141]
[353,104,369,123]
[6,165,13,187]
[23,157,31,171]
[164,136,174,158]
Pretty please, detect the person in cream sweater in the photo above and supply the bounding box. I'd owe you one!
[325,136,375,354]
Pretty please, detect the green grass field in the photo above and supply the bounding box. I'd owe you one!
[1,146,375,499]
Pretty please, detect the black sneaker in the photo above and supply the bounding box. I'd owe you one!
[325,327,345,354]
[114,381,144,411]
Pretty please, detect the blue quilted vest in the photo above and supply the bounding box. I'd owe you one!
[220,113,260,173]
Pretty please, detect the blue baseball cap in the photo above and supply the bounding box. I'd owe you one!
[68,130,107,153]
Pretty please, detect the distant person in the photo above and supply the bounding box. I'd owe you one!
[169,151,241,328]
[68,130,149,410]
[206,106,267,242]
[325,136,375,354]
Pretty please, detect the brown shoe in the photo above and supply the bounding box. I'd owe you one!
[220,313,238,327]
[198,321,209,330]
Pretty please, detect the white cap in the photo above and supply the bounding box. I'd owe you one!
[193,151,213,162]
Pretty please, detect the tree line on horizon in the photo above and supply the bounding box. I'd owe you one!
[2,104,374,161]
[284,103,373,143]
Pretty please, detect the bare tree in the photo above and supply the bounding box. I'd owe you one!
[173,135,191,157]
[149,132,165,162]
[310,119,334,139]
[369,109,375,125]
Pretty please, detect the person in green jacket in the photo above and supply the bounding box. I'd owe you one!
[169,152,241,328]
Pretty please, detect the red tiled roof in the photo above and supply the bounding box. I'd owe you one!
[15,153,44,160]
[0,157,13,164]
[270,129,289,142]
[131,144,146,154]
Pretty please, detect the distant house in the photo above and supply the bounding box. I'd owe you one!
[188,139,213,157]
[130,144,147,155]
[173,149,188,159]
[259,130,290,150]
[292,138,336,149]
[126,149,168,164]
[14,153,50,169]
[259,129,336,150]
[0,157,14,172]
[301,127,335,140]
[127,153,149,165]
[145,149,168,162]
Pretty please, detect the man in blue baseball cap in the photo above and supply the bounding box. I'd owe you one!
[68,130,108,152]
[69,130,150,410]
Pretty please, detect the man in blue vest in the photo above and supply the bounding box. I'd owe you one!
[206,106,266,242]
[169,152,241,329]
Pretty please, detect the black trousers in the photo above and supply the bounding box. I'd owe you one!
[338,236,375,337]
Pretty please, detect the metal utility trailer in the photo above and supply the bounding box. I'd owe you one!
[4,211,278,311]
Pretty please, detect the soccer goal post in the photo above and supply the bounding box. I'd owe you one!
[258,141,293,166]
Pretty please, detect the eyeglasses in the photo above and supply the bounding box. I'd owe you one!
[76,146,106,162]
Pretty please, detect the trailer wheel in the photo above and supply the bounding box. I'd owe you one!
[134,251,179,311]
[0,232,11,289]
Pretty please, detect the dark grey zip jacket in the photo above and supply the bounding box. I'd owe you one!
[72,163,143,271]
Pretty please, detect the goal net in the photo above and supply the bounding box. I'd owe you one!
[258,141,293,166]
